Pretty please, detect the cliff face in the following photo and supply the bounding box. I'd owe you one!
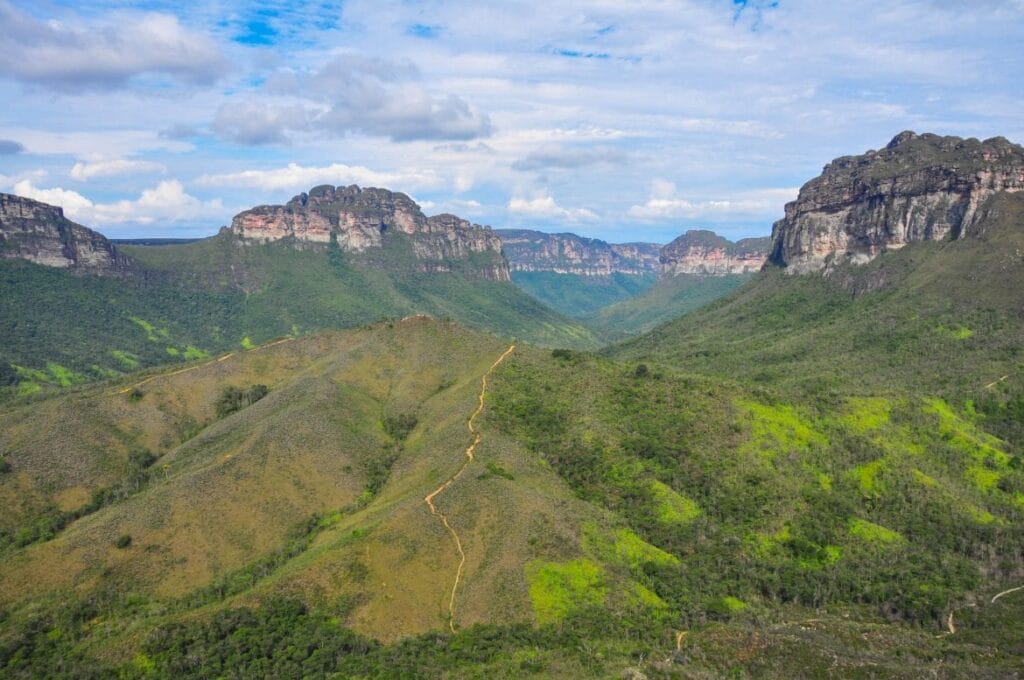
[496,229,660,276]
[0,193,130,275]
[659,230,769,276]
[232,185,510,280]
[770,131,1024,273]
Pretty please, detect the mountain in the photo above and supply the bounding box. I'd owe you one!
[0,193,131,275]
[496,228,660,276]
[614,132,1024,396]
[660,229,770,276]
[0,187,598,391]
[235,184,510,280]
[770,131,1024,273]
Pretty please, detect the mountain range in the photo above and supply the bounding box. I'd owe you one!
[2,131,1023,678]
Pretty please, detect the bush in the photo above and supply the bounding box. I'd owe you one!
[114,534,132,549]
[215,384,269,418]
[0,457,10,474]
[383,413,418,440]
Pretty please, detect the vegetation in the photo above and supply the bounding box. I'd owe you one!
[214,384,269,418]
[510,270,657,317]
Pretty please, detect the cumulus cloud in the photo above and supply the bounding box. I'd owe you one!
[196,162,443,192]
[628,181,798,221]
[508,195,597,222]
[0,2,227,91]
[11,180,223,226]
[212,55,492,144]
[511,145,628,172]
[70,159,166,181]
[0,139,23,154]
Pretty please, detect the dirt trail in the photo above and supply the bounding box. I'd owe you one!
[113,336,293,395]
[425,343,515,633]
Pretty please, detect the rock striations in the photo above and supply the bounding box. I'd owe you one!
[770,131,1024,273]
[660,230,770,276]
[0,192,130,275]
[231,185,510,280]
[496,229,660,276]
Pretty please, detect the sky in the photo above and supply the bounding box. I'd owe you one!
[0,1,1022,243]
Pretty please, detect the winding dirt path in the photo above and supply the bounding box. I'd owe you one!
[425,343,515,633]
[113,336,294,395]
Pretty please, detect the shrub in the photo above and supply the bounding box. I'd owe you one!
[383,413,418,440]
[0,457,10,474]
[114,534,132,549]
[215,384,269,418]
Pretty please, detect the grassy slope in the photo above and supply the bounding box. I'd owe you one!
[2,318,1023,677]
[510,270,657,317]
[611,192,1024,399]
[584,273,751,342]
[0,234,597,391]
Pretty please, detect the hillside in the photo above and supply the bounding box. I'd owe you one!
[0,189,599,392]
[1,319,1022,677]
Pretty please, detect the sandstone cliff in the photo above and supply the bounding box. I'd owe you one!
[769,131,1024,273]
[659,230,769,276]
[231,185,510,280]
[496,229,660,276]
[0,193,130,275]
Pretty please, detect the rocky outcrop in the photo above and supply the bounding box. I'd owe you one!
[0,192,130,275]
[232,185,509,280]
[660,230,769,276]
[770,131,1024,273]
[496,229,660,276]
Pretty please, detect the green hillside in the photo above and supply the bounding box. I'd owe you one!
[510,270,657,317]
[0,233,598,393]
[1,317,1022,677]
[584,273,751,341]
[611,192,1024,399]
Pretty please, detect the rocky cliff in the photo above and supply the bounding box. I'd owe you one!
[231,185,510,280]
[496,229,660,276]
[0,192,130,274]
[659,230,769,276]
[770,131,1024,273]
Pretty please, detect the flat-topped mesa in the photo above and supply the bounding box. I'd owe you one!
[230,184,509,280]
[0,192,131,275]
[660,230,770,276]
[770,131,1024,274]
[496,228,660,276]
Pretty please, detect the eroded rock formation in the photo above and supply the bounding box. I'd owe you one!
[659,230,769,276]
[0,193,130,275]
[231,185,510,280]
[769,131,1024,273]
[496,229,660,276]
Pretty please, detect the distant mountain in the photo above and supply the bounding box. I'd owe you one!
[0,187,598,391]
[0,193,131,275]
[496,228,660,276]
[771,130,1024,273]
[660,230,770,276]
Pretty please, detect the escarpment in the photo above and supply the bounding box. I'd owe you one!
[770,131,1024,273]
[496,229,660,276]
[0,193,131,275]
[659,230,769,276]
[231,184,510,280]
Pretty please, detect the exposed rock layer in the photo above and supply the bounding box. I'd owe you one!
[232,185,510,280]
[0,193,130,274]
[659,230,770,276]
[496,229,660,276]
[770,131,1024,273]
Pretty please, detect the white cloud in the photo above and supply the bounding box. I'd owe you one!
[508,194,597,222]
[628,183,799,221]
[70,159,166,181]
[196,162,443,193]
[11,180,223,226]
[0,3,227,91]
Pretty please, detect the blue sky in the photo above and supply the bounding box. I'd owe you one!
[1,0,1022,243]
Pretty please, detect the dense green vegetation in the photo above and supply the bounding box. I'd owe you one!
[510,270,657,317]
[0,233,598,392]
[584,273,751,341]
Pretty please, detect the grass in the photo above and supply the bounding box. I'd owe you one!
[525,559,607,624]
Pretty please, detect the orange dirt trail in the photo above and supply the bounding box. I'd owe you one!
[424,344,515,633]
